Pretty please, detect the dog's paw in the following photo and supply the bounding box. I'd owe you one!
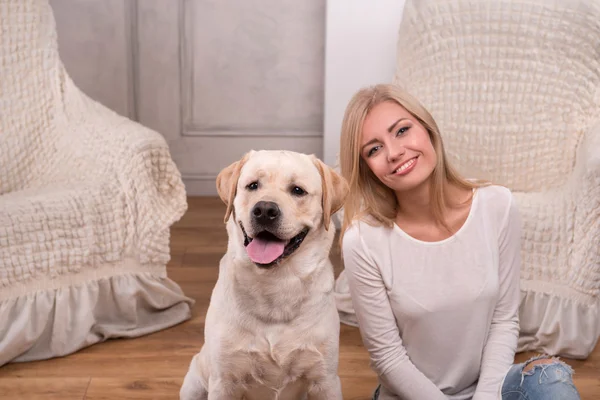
[179,370,208,400]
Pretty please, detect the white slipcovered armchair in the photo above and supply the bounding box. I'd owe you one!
[335,0,600,359]
[0,0,193,366]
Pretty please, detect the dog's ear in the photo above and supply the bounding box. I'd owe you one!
[216,151,253,223]
[312,156,349,231]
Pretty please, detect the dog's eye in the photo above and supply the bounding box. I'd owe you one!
[291,186,306,196]
[246,181,259,191]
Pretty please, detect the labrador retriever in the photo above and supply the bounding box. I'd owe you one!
[180,150,348,400]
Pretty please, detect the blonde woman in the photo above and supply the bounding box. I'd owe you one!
[339,83,580,400]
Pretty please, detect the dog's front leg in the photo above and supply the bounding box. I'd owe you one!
[180,353,208,400]
[307,374,343,400]
[207,376,244,400]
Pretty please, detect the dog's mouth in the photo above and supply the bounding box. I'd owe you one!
[240,223,309,268]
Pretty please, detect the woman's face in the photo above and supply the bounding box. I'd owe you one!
[360,100,437,194]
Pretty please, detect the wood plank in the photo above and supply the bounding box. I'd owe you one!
[84,378,182,400]
[0,377,90,400]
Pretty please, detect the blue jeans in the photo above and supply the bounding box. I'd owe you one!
[501,355,580,400]
[372,355,581,399]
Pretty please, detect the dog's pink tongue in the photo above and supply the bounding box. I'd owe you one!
[246,237,285,264]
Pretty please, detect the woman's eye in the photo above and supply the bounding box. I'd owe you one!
[246,181,259,191]
[367,146,380,157]
[396,126,409,136]
[291,186,306,196]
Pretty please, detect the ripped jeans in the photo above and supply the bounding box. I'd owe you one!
[372,355,581,399]
[500,355,581,400]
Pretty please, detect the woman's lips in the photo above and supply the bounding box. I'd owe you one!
[392,156,418,176]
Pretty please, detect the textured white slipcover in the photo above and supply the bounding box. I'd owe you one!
[0,0,193,366]
[335,0,600,359]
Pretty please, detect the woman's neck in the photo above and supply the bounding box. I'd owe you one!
[395,180,473,223]
[394,180,475,241]
[394,179,436,223]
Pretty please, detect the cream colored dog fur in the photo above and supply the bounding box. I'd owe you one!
[180,150,348,400]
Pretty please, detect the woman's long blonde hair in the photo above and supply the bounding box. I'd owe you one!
[339,83,489,242]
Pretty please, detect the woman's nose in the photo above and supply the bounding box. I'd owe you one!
[387,144,406,163]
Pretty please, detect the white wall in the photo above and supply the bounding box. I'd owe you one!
[49,0,326,196]
[50,0,135,120]
[323,0,406,167]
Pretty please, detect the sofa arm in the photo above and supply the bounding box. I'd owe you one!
[117,137,188,264]
[574,118,600,183]
[57,71,188,264]
[570,118,600,294]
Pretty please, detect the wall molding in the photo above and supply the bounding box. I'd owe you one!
[180,0,194,137]
[181,129,322,138]
[182,173,217,181]
[178,0,323,140]
[125,0,139,121]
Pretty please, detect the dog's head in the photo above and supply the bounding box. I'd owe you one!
[216,150,348,269]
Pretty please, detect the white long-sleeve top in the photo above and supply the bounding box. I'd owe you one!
[342,185,521,400]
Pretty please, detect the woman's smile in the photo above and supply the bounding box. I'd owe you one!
[391,156,419,176]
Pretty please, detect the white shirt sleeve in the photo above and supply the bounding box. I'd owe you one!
[342,225,448,400]
[473,194,522,400]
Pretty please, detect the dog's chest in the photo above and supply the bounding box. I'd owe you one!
[223,334,327,392]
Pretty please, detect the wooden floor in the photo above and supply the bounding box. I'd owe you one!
[1,197,598,399]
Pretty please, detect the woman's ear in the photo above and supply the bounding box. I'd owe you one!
[216,150,254,223]
[312,156,349,230]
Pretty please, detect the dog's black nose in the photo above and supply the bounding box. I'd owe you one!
[252,201,280,225]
